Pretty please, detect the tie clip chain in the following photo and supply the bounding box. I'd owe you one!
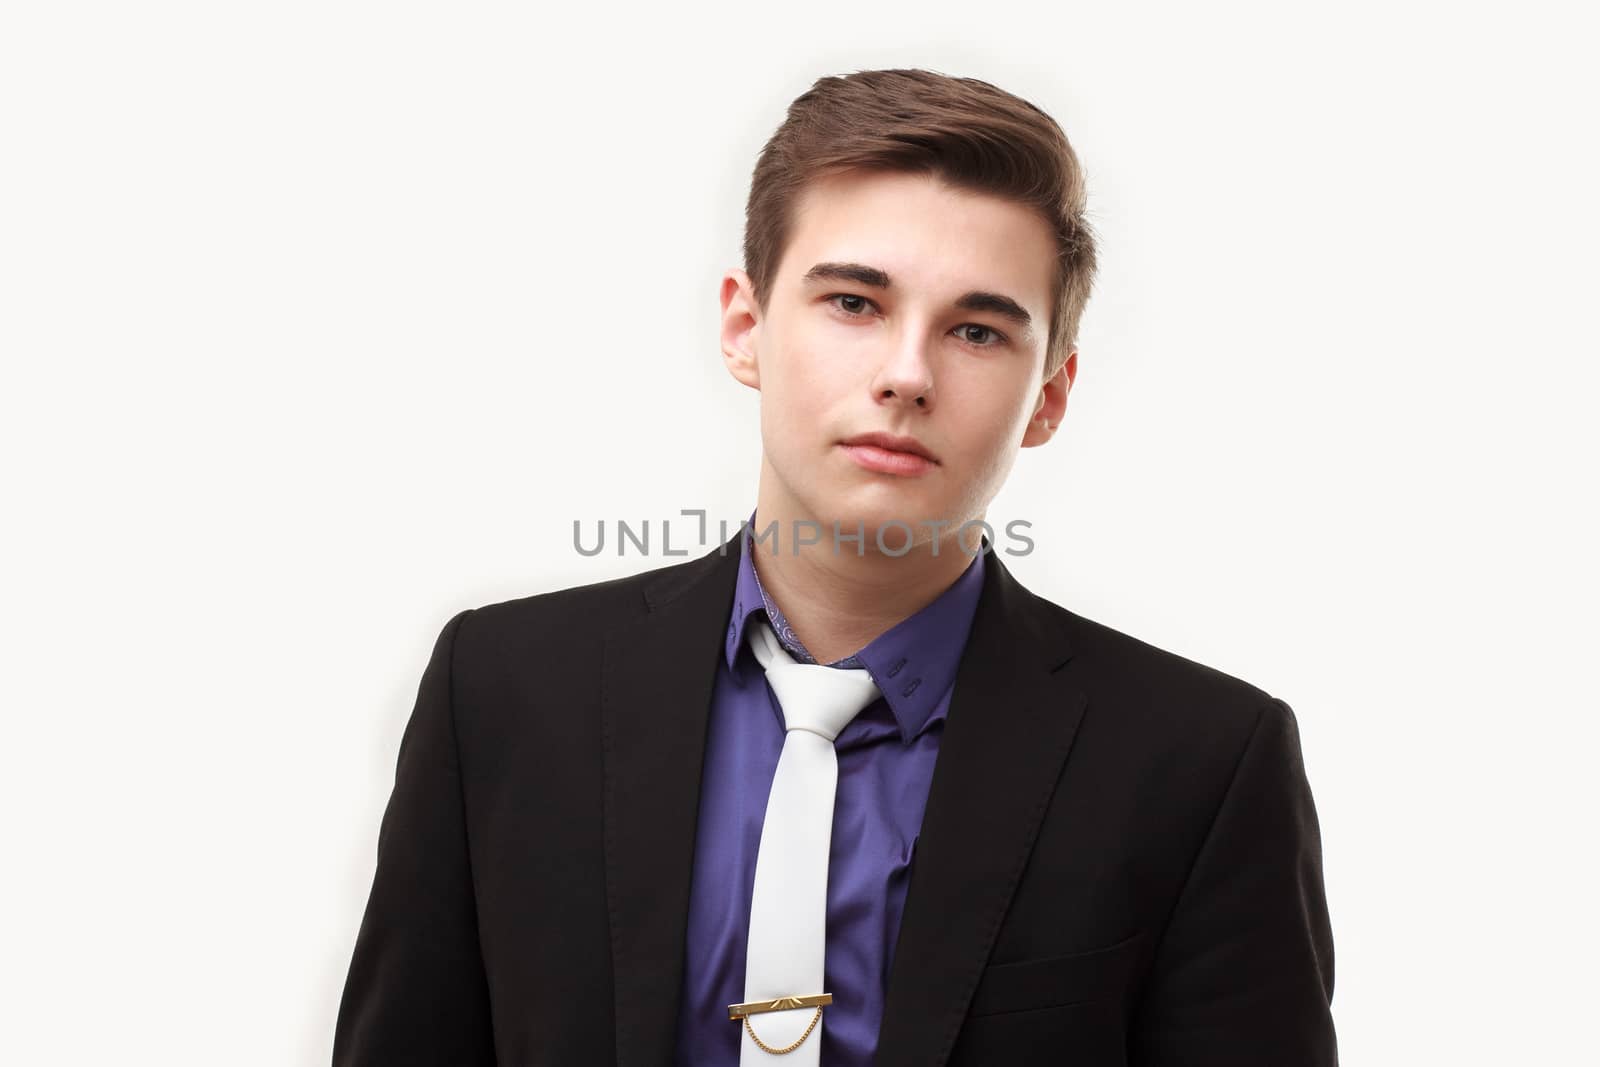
[728,993,833,1055]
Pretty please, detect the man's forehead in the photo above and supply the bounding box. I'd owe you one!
[781,171,1055,312]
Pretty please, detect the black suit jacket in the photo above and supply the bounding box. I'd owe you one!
[333,533,1336,1065]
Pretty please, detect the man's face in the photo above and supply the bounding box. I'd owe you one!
[722,169,1073,551]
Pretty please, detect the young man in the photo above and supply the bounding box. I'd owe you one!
[333,69,1337,1066]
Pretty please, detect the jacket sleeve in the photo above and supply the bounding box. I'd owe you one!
[332,608,497,1066]
[1129,697,1338,1066]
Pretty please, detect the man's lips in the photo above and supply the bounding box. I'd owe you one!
[838,433,939,476]
[839,432,938,462]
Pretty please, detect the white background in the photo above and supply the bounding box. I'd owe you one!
[3,1,1596,1063]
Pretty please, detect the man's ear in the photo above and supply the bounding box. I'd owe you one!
[1021,347,1076,448]
[721,269,761,390]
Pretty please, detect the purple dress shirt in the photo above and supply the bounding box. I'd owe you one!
[672,515,988,1065]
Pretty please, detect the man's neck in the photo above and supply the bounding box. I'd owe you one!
[748,501,981,666]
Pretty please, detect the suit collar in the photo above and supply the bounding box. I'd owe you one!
[601,530,1087,1067]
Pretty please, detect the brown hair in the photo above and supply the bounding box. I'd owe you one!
[743,68,1097,380]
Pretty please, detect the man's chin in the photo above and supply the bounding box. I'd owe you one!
[788,489,961,553]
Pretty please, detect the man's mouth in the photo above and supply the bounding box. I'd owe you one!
[838,432,939,476]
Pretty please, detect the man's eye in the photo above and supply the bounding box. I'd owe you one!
[828,293,875,316]
[826,296,1005,348]
[958,324,1005,347]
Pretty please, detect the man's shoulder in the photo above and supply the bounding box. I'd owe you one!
[451,549,725,648]
[1020,584,1284,737]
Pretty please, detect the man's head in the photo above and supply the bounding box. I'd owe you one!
[721,68,1097,553]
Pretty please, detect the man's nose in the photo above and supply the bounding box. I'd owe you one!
[870,328,936,412]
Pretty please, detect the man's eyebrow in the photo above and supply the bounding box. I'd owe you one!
[802,261,1034,332]
[954,291,1033,332]
[803,261,890,288]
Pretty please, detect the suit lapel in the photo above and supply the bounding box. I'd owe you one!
[601,537,741,1067]
[876,551,1090,1067]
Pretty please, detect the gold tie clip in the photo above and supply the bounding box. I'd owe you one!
[727,992,832,1020]
[729,994,833,1055]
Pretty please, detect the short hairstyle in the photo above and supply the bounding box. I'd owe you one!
[743,68,1098,381]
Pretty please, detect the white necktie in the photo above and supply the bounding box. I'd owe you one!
[732,619,882,1064]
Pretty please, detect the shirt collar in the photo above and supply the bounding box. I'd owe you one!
[723,509,988,744]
